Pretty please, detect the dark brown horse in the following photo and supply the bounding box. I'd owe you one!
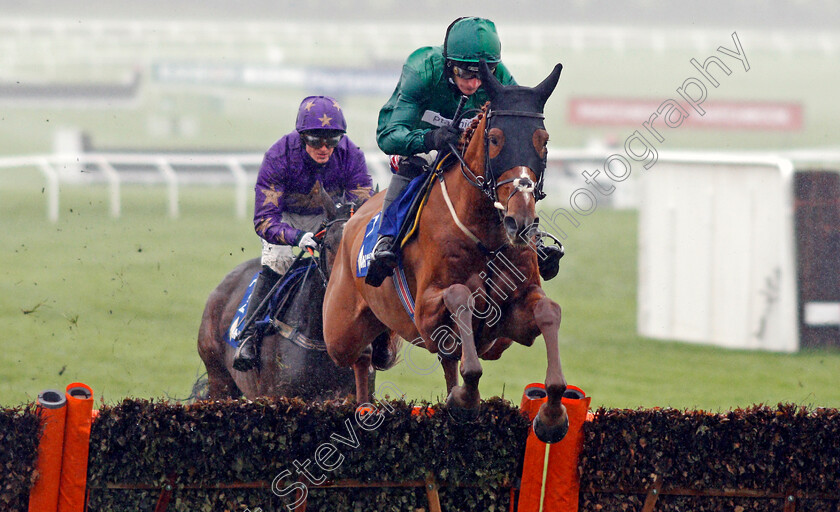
[198,192,397,400]
[323,61,570,443]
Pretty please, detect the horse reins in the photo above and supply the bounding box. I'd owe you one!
[312,214,352,286]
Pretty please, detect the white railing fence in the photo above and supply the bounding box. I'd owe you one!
[0,149,580,221]
[2,149,839,222]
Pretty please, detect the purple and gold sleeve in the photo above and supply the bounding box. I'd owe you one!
[252,155,301,246]
[344,146,374,202]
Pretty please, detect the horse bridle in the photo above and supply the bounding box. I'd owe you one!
[313,206,354,284]
[444,107,548,213]
[430,107,548,258]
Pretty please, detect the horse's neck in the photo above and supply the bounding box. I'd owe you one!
[445,116,504,241]
[281,272,325,335]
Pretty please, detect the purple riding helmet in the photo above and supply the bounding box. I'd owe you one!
[295,95,347,133]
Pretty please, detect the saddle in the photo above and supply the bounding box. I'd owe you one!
[387,153,454,250]
[357,167,437,280]
[226,258,325,350]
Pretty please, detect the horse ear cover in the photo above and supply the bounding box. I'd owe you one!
[534,63,563,105]
[478,59,504,99]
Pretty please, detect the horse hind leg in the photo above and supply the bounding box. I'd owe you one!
[442,284,483,418]
[532,296,570,443]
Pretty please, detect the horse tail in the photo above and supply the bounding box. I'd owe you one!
[371,331,403,371]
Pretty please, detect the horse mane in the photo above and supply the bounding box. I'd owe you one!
[457,101,490,153]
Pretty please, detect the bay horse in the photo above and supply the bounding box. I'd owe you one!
[198,190,397,401]
[323,61,570,443]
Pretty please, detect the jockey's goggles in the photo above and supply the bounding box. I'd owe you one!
[301,132,343,149]
[452,63,496,81]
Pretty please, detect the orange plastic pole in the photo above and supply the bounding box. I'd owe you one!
[28,389,67,512]
[57,382,94,512]
[517,383,548,512]
[542,385,591,512]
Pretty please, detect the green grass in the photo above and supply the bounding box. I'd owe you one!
[1,180,256,406]
[2,178,839,410]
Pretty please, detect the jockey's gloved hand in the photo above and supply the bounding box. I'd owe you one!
[423,125,460,152]
[295,231,318,250]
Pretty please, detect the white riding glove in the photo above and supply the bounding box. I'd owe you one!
[297,232,317,250]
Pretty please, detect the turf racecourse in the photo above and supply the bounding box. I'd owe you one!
[2,180,839,410]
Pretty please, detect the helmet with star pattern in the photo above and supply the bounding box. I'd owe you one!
[295,95,347,133]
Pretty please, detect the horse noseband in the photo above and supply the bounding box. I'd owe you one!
[493,176,536,210]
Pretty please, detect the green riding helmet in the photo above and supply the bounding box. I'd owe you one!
[443,17,502,67]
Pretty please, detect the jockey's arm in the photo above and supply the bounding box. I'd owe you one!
[376,59,517,157]
[253,154,301,246]
[376,64,432,157]
[341,143,375,202]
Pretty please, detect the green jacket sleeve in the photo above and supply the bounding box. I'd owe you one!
[376,60,432,156]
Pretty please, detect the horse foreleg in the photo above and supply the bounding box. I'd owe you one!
[197,318,240,399]
[352,346,372,404]
[442,284,482,415]
[440,357,459,396]
[532,296,569,443]
[207,362,240,399]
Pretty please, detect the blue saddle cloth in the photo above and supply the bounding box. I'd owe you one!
[356,173,427,278]
[226,261,315,347]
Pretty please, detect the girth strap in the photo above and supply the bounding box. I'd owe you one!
[272,319,327,351]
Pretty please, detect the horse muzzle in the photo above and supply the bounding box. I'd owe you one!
[499,172,538,246]
[503,215,537,246]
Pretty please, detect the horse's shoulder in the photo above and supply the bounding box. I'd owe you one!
[230,257,261,277]
[213,258,261,295]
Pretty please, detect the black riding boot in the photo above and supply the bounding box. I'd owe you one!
[536,235,565,281]
[233,265,281,371]
[365,173,415,287]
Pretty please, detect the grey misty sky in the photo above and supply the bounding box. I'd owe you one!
[1,0,838,30]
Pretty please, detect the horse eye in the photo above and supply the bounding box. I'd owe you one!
[533,129,549,158]
[488,128,505,159]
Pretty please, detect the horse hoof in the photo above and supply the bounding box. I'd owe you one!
[533,412,569,444]
[446,404,480,424]
[445,388,480,423]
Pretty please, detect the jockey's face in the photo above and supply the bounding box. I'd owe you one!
[451,62,495,96]
[301,131,342,164]
[453,74,481,96]
[304,143,335,164]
